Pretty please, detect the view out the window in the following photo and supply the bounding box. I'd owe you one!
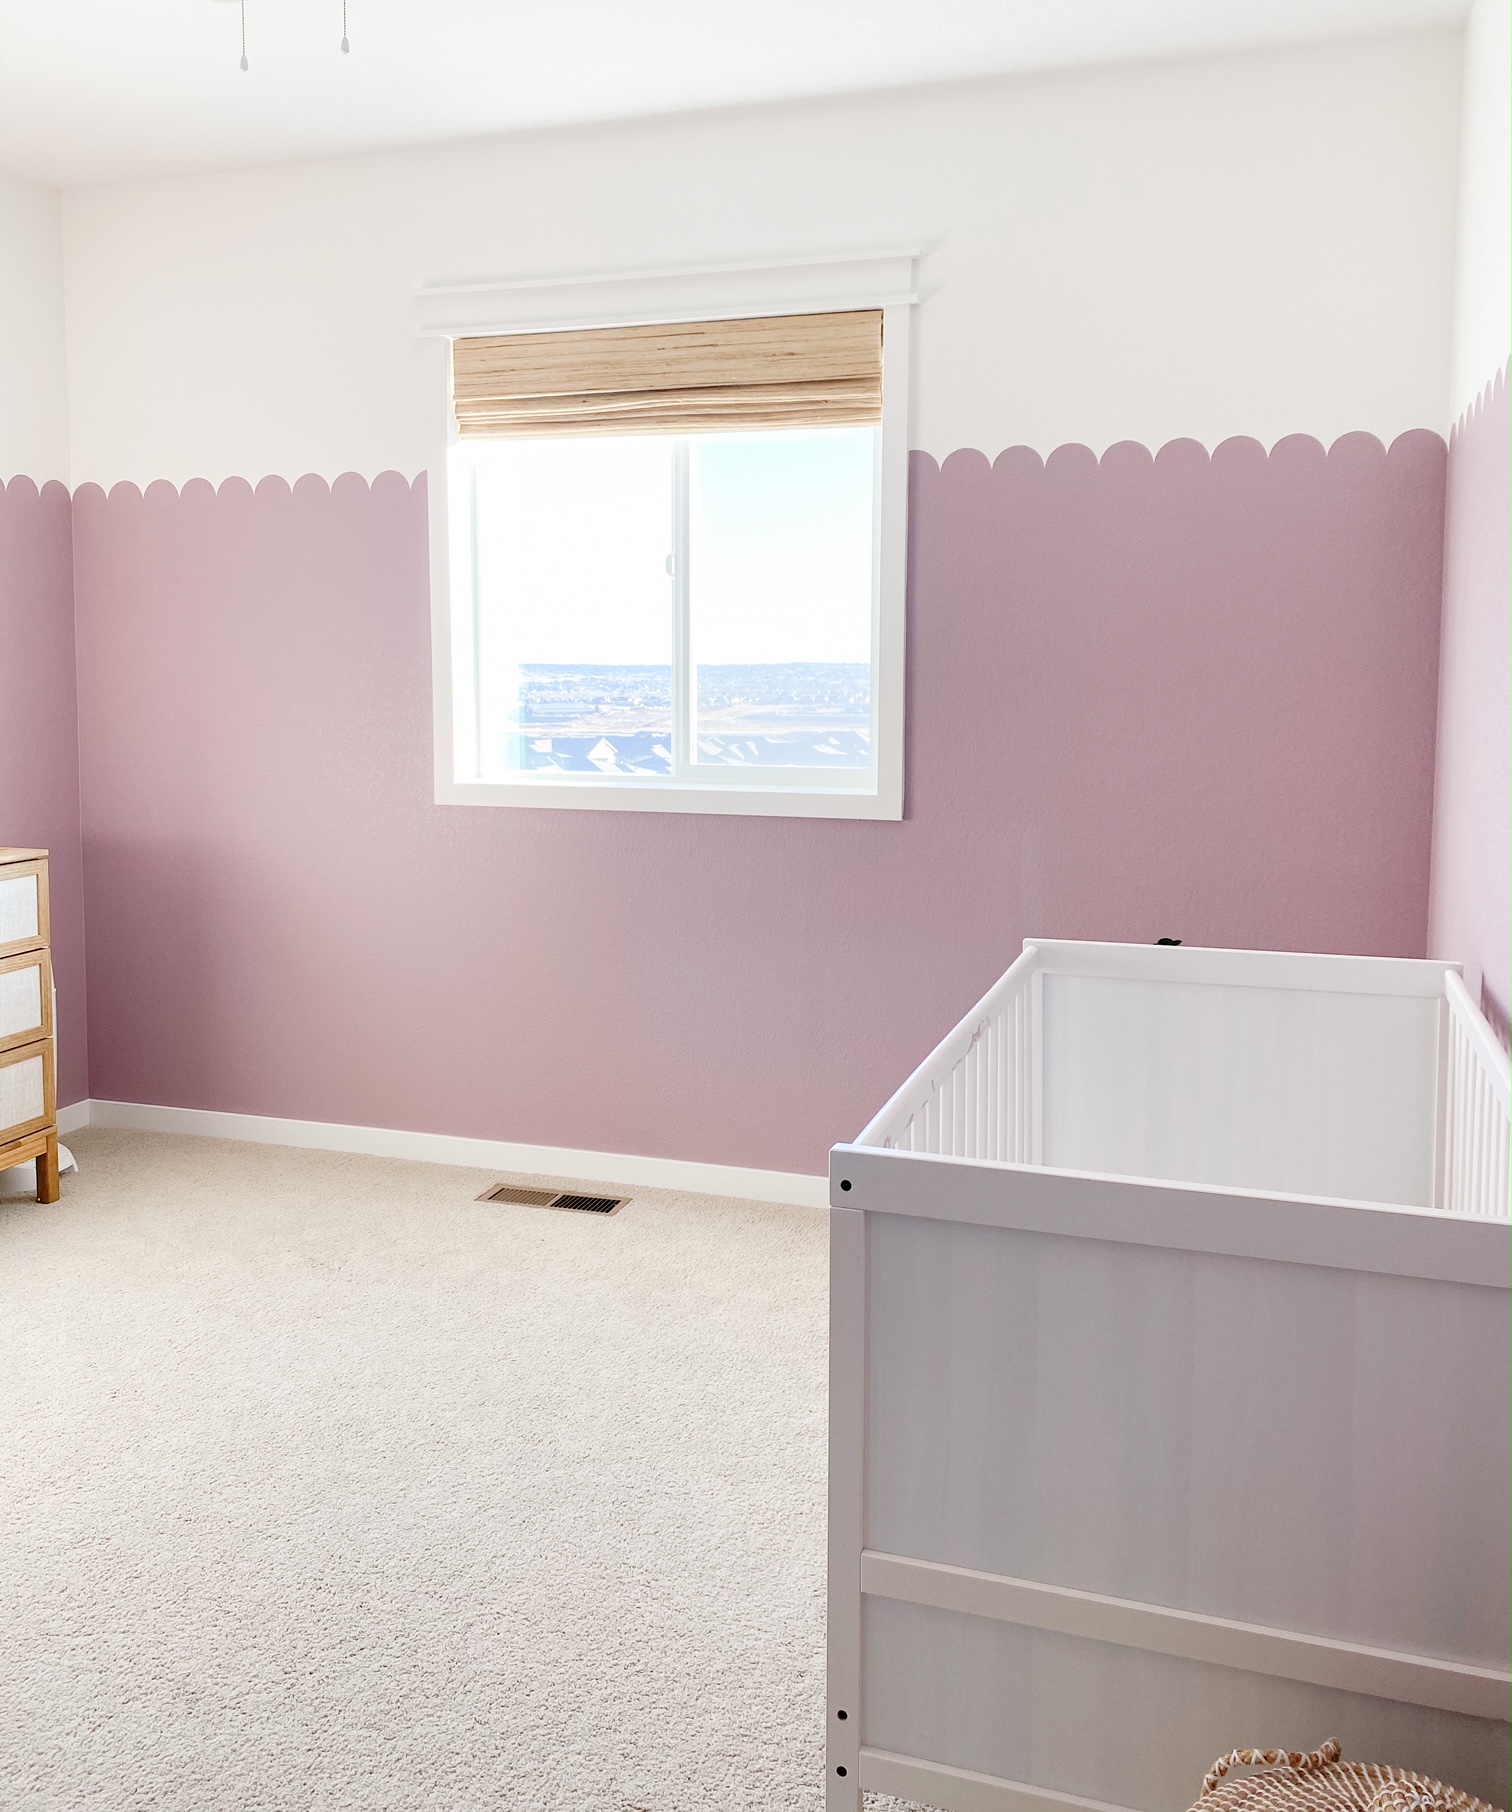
[460,426,877,783]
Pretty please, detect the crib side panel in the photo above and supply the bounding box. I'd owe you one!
[1039,974,1440,1207]
[853,1193,1510,1812]
[860,1600,1511,1812]
[865,1209,1510,1662]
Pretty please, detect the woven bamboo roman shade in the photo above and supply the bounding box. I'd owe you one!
[451,309,882,439]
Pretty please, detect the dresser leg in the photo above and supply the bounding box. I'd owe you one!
[36,1133,60,1204]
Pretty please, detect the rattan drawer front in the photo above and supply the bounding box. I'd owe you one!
[0,948,51,1054]
[0,857,48,960]
[0,1038,54,1144]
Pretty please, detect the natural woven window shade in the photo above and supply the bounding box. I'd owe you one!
[451,309,883,439]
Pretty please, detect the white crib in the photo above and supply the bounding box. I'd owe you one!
[826,940,1510,1812]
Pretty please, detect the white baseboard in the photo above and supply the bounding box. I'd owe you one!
[72,1099,829,1209]
[58,1100,92,1135]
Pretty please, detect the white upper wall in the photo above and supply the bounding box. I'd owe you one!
[61,32,1462,488]
[0,168,70,484]
[1450,0,1510,420]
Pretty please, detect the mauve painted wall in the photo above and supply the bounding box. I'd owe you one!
[0,478,88,1105]
[1429,363,1511,1040]
[72,435,1445,1176]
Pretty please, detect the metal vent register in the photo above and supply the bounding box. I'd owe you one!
[479,1184,625,1215]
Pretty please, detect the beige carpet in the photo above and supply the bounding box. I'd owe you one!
[0,1128,899,1811]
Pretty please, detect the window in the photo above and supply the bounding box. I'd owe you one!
[423,257,914,818]
[459,423,876,783]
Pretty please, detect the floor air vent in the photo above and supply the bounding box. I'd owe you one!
[479,1184,625,1215]
[550,1193,622,1214]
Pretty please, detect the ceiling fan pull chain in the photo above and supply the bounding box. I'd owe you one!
[224,0,352,73]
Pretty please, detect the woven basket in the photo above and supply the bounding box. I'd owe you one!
[1189,1741,1506,1812]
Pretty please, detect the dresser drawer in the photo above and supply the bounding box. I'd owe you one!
[0,948,52,1055]
[0,857,49,960]
[0,1037,54,1145]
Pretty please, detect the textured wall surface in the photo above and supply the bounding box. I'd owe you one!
[0,478,87,1104]
[71,433,1446,1174]
[1429,364,1511,1039]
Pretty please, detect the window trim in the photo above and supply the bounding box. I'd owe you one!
[418,251,916,820]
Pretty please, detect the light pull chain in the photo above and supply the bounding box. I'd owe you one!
[232,2,353,73]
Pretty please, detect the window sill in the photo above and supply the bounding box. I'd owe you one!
[435,775,903,820]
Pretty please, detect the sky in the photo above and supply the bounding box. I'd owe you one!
[462,426,876,670]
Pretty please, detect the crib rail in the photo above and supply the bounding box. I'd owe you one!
[1440,971,1512,1219]
[856,945,1040,1159]
[855,941,1511,1221]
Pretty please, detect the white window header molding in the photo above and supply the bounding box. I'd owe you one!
[416,249,919,339]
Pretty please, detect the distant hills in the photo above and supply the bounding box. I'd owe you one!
[500,661,872,775]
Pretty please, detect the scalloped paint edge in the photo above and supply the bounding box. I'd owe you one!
[1450,358,1510,444]
[0,476,73,505]
[1,472,429,504]
[0,428,1460,501]
[70,470,429,508]
[917,430,1448,484]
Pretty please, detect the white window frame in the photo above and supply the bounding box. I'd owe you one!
[417,251,917,820]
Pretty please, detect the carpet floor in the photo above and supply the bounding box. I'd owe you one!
[0,1129,904,1811]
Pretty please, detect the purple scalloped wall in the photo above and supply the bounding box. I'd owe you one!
[63,435,1447,1175]
[0,479,88,1106]
[1428,364,1511,1045]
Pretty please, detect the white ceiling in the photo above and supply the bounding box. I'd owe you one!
[0,0,1471,190]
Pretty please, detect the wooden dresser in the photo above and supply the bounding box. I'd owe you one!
[0,848,59,1203]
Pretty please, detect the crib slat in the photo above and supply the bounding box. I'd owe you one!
[957,1050,968,1161]
[1444,1029,1455,1213]
[1012,993,1022,1162]
[1475,1046,1486,1208]
[1452,1025,1464,1213]
[1445,1026,1456,1213]
[986,1007,1000,1159]
[1472,1059,1486,1215]
[1437,984,1511,1220]
[1482,1068,1495,1215]
[962,1049,971,1158]
[986,1014,1000,1166]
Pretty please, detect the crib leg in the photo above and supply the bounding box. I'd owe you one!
[828,1205,866,1812]
[826,1771,862,1812]
[36,1134,60,1205]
